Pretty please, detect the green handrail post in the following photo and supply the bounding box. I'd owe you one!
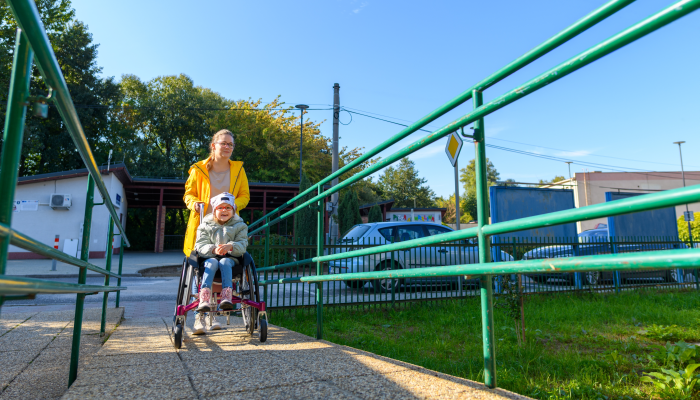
[610,237,621,294]
[263,216,270,307]
[69,174,95,386]
[116,236,124,307]
[473,89,497,389]
[0,29,33,279]
[100,215,114,336]
[316,186,324,340]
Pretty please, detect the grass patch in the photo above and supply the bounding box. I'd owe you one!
[271,289,700,399]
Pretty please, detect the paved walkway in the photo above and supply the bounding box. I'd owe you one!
[0,307,123,399]
[62,313,526,399]
[5,251,183,277]
[2,307,528,399]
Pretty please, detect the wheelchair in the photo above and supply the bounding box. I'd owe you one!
[172,250,268,349]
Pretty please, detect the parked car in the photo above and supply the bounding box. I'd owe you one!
[521,228,692,285]
[328,222,514,291]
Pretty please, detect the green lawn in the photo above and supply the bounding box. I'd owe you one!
[271,289,700,399]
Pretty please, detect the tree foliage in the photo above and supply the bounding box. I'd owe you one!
[1,3,121,175]
[459,158,499,222]
[377,157,436,208]
[538,175,567,186]
[678,213,699,247]
[368,204,382,223]
[293,172,317,240]
[338,189,362,237]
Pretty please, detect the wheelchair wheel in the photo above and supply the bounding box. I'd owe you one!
[259,318,268,343]
[241,264,258,336]
[173,323,183,349]
[174,258,194,332]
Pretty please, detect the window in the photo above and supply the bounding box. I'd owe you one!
[341,225,370,241]
[426,226,451,236]
[378,227,394,241]
[396,226,425,242]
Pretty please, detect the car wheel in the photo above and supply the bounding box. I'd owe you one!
[371,262,402,293]
[668,269,680,283]
[344,280,365,289]
[585,271,600,286]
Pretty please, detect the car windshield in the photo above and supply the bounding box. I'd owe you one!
[578,230,607,242]
[341,225,370,242]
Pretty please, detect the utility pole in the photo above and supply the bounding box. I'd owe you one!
[331,83,340,241]
[565,161,573,180]
[674,141,694,249]
[295,104,309,182]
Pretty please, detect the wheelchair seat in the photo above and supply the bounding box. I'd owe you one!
[187,251,256,292]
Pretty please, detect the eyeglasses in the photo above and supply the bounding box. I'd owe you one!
[215,142,235,148]
[216,206,234,211]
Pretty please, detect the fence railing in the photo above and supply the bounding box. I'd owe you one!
[1,0,129,386]
[248,0,700,389]
[250,236,698,308]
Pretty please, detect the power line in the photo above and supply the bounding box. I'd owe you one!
[343,107,700,173]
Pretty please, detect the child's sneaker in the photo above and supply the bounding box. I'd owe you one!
[219,287,234,311]
[197,288,211,312]
[193,311,206,335]
[209,317,222,331]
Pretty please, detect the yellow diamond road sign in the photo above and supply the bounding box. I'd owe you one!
[444,131,463,167]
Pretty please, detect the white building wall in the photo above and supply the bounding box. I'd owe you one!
[10,173,128,257]
[574,171,700,233]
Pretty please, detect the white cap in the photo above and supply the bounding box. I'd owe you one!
[211,192,236,210]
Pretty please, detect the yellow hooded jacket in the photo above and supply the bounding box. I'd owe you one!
[182,158,249,255]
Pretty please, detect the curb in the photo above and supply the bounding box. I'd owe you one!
[8,273,143,279]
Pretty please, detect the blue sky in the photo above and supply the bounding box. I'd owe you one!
[71,0,700,198]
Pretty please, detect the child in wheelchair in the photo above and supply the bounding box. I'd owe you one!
[193,192,248,333]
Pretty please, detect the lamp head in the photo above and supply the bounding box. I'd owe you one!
[673,141,685,145]
[295,104,309,110]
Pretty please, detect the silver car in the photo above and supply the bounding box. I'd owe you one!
[328,222,514,292]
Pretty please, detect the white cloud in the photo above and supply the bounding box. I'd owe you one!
[353,1,368,13]
[555,150,592,157]
[412,144,443,160]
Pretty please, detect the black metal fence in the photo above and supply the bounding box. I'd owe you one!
[248,236,699,309]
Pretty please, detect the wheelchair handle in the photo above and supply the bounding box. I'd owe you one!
[198,202,204,224]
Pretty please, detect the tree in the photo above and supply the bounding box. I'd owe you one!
[119,74,227,177]
[1,2,122,176]
[368,204,382,223]
[459,158,499,223]
[377,157,436,208]
[293,172,317,241]
[538,175,567,186]
[338,189,362,236]
[678,213,699,247]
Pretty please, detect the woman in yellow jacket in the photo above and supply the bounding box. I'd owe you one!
[183,129,250,257]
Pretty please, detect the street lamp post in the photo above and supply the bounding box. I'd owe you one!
[565,161,573,180]
[674,141,694,248]
[296,104,309,182]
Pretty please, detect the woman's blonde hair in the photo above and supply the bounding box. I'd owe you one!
[206,129,234,170]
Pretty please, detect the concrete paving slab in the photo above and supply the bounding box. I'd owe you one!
[62,380,197,400]
[185,358,316,398]
[331,370,525,400]
[0,365,68,400]
[214,380,363,400]
[267,346,414,380]
[83,352,179,369]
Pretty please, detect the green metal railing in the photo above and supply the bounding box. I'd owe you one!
[249,235,697,309]
[248,0,700,389]
[1,0,129,386]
